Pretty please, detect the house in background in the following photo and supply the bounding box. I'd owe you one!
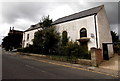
[9,27,23,35]
[2,27,23,51]
[22,23,42,48]
[22,5,113,60]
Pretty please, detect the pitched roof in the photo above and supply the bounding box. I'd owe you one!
[8,30,23,35]
[52,5,104,25]
[24,23,41,32]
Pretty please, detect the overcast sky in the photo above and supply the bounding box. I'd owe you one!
[0,0,119,44]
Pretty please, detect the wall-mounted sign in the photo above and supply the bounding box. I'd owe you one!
[91,33,94,38]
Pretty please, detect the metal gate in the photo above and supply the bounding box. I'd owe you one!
[102,42,120,60]
[102,43,109,60]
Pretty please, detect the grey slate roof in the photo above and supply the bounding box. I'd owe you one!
[24,5,104,32]
[24,23,41,32]
[52,5,104,25]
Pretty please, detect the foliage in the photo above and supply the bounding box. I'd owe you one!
[111,31,120,54]
[56,41,91,62]
[2,33,23,51]
[19,15,91,62]
[66,42,90,59]
[21,28,90,61]
[32,26,61,54]
[114,42,120,54]
[40,15,52,29]
[111,31,119,43]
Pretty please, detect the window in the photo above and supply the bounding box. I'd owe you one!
[80,28,87,38]
[62,31,68,46]
[79,28,88,50]
[27,34,29,41]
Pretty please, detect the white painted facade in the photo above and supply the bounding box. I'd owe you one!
[22,28,42,48]
[54,6,113,58]
[22,5,113,58]
[55,15,96,50]
[96,7,113,57]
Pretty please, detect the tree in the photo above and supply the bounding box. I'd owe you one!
[40,15,52,29]
[2,33,23,51]
[111,31,120,54]
[33,26,60,54]
[111,31,119,43]
[2,36,11,51]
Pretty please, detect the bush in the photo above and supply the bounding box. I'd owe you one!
[17,41,91,64]
[17,48,23,52]
[114,43,120,54]
[55,41,91,63]
[17,45,42,54]
[66,42,91,59]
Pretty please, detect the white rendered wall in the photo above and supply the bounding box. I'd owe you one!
[22,28,42,48]
[96,7,114,57]
[55,15,97,50]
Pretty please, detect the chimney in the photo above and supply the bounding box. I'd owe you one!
[10,27,11,31]
[12,27,14,30]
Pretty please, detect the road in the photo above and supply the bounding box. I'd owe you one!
[2,52,118,80]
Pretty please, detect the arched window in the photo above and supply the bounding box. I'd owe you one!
[62,31,68,46]
[80,28,87,38]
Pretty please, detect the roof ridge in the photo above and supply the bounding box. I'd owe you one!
[59,5,103,19]
[52,5,104,25]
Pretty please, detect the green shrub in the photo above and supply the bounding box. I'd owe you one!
[114,43,120,54]
[17,48,23,52]
[55,41,91,62]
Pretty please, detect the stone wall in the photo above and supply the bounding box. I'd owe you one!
[91,48,103,67]
[77,59,92,66]
[17,48,104,67]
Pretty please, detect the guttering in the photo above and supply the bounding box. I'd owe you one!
[94,14,98,48]
[52,14,97,25]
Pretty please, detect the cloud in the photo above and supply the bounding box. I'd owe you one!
[0,23,11,44]
[2,2,118,25]
[49,4,74,21]
[12,18,36,30]
[0,1,119,44]
[2,2,48,24]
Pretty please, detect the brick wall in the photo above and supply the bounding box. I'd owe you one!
[96,49,103,65]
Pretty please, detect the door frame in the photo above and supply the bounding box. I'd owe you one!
[102,43,109,60]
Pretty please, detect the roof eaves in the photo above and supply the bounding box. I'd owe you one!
[52,5,104,25]
[24,27,41,32]
[52,13,97,25]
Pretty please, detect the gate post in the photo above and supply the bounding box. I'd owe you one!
[91,48,103,67]
[91,48,98,67]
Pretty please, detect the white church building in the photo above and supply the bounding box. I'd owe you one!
[22,5,113,60]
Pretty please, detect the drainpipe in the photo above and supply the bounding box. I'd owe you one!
[94,14,98,48]
[22,32,25,48]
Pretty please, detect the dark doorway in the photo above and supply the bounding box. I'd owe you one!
[81,42,88,50]
[102,43,109,60]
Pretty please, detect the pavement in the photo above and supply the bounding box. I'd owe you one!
[99,54,119,71]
